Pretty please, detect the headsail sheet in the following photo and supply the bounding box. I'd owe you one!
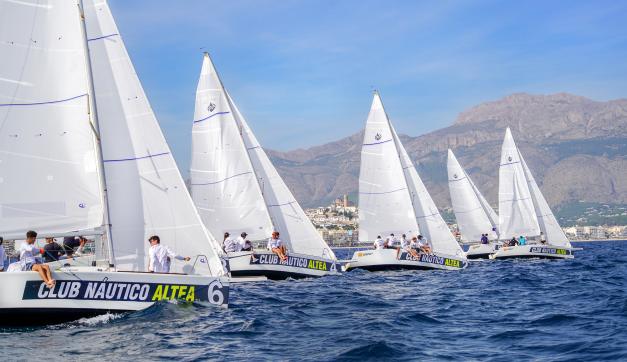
[84,0,225,275]
[498,128,540,239]
[190,54,273,242]
[358,93,419,242]
[0,0,102,238]
[447,150,498,242]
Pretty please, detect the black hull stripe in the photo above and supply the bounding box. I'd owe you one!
[231,270,322,280]
[345,264,455,272]
[0,308,132,327]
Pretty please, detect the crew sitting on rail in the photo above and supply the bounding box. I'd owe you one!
[237,232,250,251]
[148,235,190,273]
[480,234,489,244]
[268,231,288,262]
[506,237,519,247]
[401,234,419,259]
[18,231,55,288]
[385,233,397,249]
[373,235,385,250]
[222,232,239,253]
[539,232,547,244]
[416,235,432,254]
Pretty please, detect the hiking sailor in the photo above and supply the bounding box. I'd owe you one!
[148,235,191,273]
[373,235,385,250]
[539,231,547,244]
[236,232,249,252]
[385,233,397,248]
[417,235,432,254]
[268,231,288,262]
[43,237,64,263]
[19,231,55,288]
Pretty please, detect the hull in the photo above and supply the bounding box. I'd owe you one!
[0,267,229,326]
[227,251,341,280]
[344,249,467,272]
[491,244,575,260]
[466,243,499,259]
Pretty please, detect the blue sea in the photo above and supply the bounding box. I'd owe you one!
[1,240,626,361]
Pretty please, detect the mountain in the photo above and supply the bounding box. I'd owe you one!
[267,93,627,210]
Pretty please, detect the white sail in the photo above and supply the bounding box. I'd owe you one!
[190,53,273,241]
[358,93,419,242]
[392,126,463,257]
[0,0,103,239]
[519,153,571,247]
[498,127,540,240]
[447,150,498,242]
[228,92,335,259]
[83,0,225,275]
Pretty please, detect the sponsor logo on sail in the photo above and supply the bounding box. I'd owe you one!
[375,133,382,141]
[208,102,216,112]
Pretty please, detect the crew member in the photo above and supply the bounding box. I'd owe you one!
[539,232,547,244]
[385,233,397,249]
[519,235,527,246]
[373,235,385,250]
[148,235,190,273]
[417,235,432,254]
[43,237,64,263]
[222,232,239,253]
[237,232,249,252]
[268,231,288,261]
[480,234,489,244]
[20,231,55,288]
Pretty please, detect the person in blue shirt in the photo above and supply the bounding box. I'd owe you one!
[519,235,527,246]
[480,234,489,244]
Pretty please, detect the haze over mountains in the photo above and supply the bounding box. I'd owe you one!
[267,93,627,212]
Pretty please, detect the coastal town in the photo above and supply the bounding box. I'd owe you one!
[305,195,627,246]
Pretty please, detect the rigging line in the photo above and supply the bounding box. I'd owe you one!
[362,139,392,146]
[359,187,407,195]
[191,171,253,186]
[87,33,119,42]
[267,201,296,208]
[0,93,87,107]
[103,151,169,163]
[193,111,230,124]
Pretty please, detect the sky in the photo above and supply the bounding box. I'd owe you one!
[109,0,627,173]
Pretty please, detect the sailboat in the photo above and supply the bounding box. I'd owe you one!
[491,128,578,259]
[344,92,467,271]
[190,53,340,279]
[0,0,228,325]
[447,150,500,259]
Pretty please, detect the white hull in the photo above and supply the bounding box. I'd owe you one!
[465,243,499,259]
[490,244,575,260]
[344,249,467,271]
[0,267,229,326]
[227,251,341,280]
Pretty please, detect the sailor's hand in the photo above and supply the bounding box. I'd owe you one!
[184,257,191,262]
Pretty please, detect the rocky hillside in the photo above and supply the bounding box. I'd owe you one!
[267,93,627,209]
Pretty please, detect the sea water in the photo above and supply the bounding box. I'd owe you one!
[1,241,625,361]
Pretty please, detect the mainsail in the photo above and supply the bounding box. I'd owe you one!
[447,150,498,242]
[83,0,225,275]
[358,93,419,242]
[191,54,334,259]
[498,127,540,240]
[359,93,463,257]
[190,53,273,241]
[0,0,103,239]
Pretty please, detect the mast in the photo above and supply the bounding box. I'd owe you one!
[77,0,116,268]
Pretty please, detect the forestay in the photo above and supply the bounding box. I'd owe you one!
[0,0,103,239]
[83,0,225,275]
[228,92,335,259]
[498,127,540,240]
[447,150,498,242]
[190,53,273,242]
[392,126,463,257]
[519,152,571,247]
[358,93,419,242]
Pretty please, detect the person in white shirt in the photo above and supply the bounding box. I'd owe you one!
[373,235,385,250]
[148,235,190,273]
[267,231,287,261]
[0,237,6,272]
[20,231,55,288]
[385,233,397,249]
[222,232,239,253]
[540,231,547,245]
[406,236,421,259]
[236,232,249,252]
[417,235,432,254]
